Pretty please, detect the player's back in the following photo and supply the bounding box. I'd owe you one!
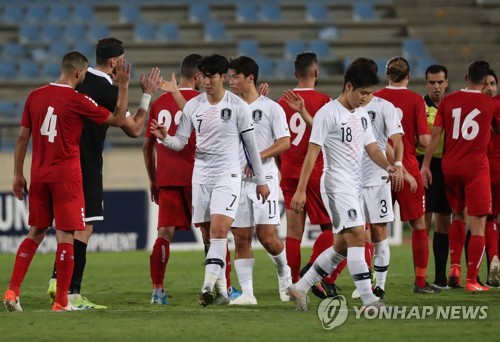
[278,89,330,180]
[437,90,498,175]
[148,88,199,187]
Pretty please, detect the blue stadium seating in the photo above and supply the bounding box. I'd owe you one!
[49,41,71,57]
[19,60,40,79]
[309,40,332,61]
[73,4,94,23]
[255,57,274,79]
[87,24,110,42]
[3,42,24,62]
[41,24,64,42]
[259,4,282,22]
[65,24,87,42]
[135,23,157,42]
[284,41,307,60]
[2,5,24,24]
[19,25,40,43]
[238,40,261,58]
[189,3,211,23]
[0,63,16,79]
[204,22,227,42]
[49,4,70,23]
[74,41,95,62]
[26,5,47,23]
[120,4,142,23]
[158,23,180,41]
[0,101,17,119]
[306,3,328,22]
[275,59,295,79]
[236,4,258,22]
[318,26,341,40]
[353,3,377,21]
[42,62,61,79]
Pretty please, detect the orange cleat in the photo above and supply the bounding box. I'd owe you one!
[465,281,490,292]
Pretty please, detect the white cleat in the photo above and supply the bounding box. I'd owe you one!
[229,293,258,305]
[3,290,22,312]
[287,284,309,311]
[278,266,293,302]
[352,288,360,299]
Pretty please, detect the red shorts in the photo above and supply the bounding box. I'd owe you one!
[444,172,492,216]
[158,186,192,230]
[393,173,425,222]
[281,177,331,225]
[28,182,85,231]
[490,158,500,216]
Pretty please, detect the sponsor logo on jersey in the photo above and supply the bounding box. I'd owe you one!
[221,108,232,121]
[252,109,263,122]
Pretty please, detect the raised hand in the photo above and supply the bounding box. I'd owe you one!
[257,83,270,96]
[150,119,167,140]
[282,89,305,113]
[141,67,162,95]
[159,72,178,93]
[112,59,131,87]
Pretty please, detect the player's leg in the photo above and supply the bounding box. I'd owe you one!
[150,226,175,304]
[53,229,75,311]
[487,214,500,287]
[371,223,389,298]
[230,226,257,305]
[433,213,451,289]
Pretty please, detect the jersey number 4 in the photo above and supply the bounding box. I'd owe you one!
[40,106,58,143]
[451,108,480,140]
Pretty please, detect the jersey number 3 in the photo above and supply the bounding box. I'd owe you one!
[40,106,58,143]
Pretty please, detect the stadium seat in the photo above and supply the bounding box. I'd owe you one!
[284,41,307,60]
[238,40,261,58]
[0,101,17,119]
[65,24,87,42]
[255,57,274,79]
[275,59,295,79]
[19,60,40,79]
[41,24,64,42]
[74,41,95,62]
[120,4,142,23]
[42,62,61,79]
[189,3,211,23]
[236,4,258,22]
[135,23,158,42]
[26,5,47,23]
[259,4,282,22]
[3,42,24,62]
[87,24,110,42]
[204,22,227,42]
[306,3,328,22]
[158,23,180,41]
[2,5,24,24]
[19,25,40,43]
[49,4,70,23]
[49,41,71,57]
[402,38,428,60]
[0,63,16,79]
[318,26,341,40]
[353,3,377,21]
[31,47,51,63]
[73,4,94,23]
[309,40,332,61]
[414,56,439,78]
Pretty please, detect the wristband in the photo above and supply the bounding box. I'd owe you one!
[139,93,152,111]
[394,161,403,167]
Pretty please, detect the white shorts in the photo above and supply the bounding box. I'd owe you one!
[192,180,241,223]
[321,191,365,234]
[362,184,395,224]
[233,175,280,228]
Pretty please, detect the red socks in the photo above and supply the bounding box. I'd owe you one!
[330,259,347,283]
[55,243,74,307]
[308,230,333,264]
[365,241,374,271]
[226,244,232,288]
[286,237,302,283]
[150,238,170,288]
[467,235,486,282]
[485,220,499,261]
[449,220,466,266]
[8,238,39,296]
[412,229,429,288]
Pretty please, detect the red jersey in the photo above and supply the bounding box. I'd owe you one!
[488,95,500,162]
[375,86,429,175]
[21,83,110,183]
[146,88,199,187]
[435,89,500,176]
[277,88,330,179]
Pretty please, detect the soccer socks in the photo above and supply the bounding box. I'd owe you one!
[296,247,344,293]
[347,247,379,306]
[330,258,347,283]
[373,239,390,290]
[365,241,374,271]
[68,239,87,294]
[449,220,466,267]
[234,258,255,297]
[268,248,288,277]
[55,243,74,307]
[150,238,170,288]
[202,239,226,293]
[412,229,429,288]
[308,229,333,264]
[433,232,449,285]
[8,238,39,296]
[285,237,301,283]
[225,244,232,289]
[486,219,499,261]
[466,235,485,282]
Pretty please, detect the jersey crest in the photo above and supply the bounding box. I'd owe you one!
[221,108,232,121]
[252,109,263,122]
[367,110,376,123]
[361,117,368,131]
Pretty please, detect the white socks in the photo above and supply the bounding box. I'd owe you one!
[347,247,378,306]
[202,239,227,294]
[295,247,345,293]
[373,239,390,290]
[268,248,288,277]
[234,258,255,297]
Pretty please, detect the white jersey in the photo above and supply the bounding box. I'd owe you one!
[310,99,376,193]
[176,90,255,184]
[361,96,404,187]
[240,95,290,180]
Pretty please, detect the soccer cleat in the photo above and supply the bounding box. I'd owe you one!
[373,286,385,299]
[312,280,340,300]
[448,264,462,288]
[227,286,242,300]
[487,257,500,288]
[52,302,74,312]
[68,293,107,310]
[413,282,440,294]
[198,291,215,307]
[287,284,309,312]
[362,300,387,315]
[278,266,293,302]
[465,281,490,292]
[229,293,257,305]
[432,281,450,290]
[3,290,22,312]
[47,278,57,304]
[213,293,230,306]
[351,288,360,299]
[151,289,169,305]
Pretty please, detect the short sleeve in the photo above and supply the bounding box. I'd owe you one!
[79,94,111,125]
[271,103,291,140]
[434,99,445,128]
[415,97,431,135]
[237,102,254,134]
[309,102,332,147]
[363,113,377,147]
[175,99,194,139]
[384,101,404,137]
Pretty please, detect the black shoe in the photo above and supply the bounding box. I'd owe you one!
[448,276,463,289]
[198,291,215,307]
[311,281,340,299]
[413,282,440,294]
[373,286,385,299]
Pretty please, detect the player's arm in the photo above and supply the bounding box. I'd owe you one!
[104,59,130,127]
[241,128,270,203]
[386,143,416,193]
[151,104,192,151]
[282,90,314,127]
[121,67,161,138]
[12,126,30,201]
[416,99,431,147]
[418,133,431,148]
[421,125,443,188]
[143,136,158,203]
[159,72,187,110]
[365,142,400,187]
[290,143,321,212]
[388,133,404,191]
[260,137,290,159]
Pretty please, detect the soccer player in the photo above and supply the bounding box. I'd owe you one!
[46,38,161,309]
[421,60,500,292]
[287,62,400,311]
[150,54,270,307]
[276,52,334,289]
[375,57,437,294]
[416,64,452,289]
[3,52,130,312]
[144,54,202,304]
[227,56,292,305]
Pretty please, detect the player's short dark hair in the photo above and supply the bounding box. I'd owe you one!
[467,60,490,85]
[294,52,317,78]
[386,57,410,83]
[228,56,259,85]
[425,64,448,80]
[96,37,124,66]
[343,63,379,90]
[488,68,498,84]
[198,54,229,77]
[62,51,88,72]
[349,57,378,75]
[180,54,202,79]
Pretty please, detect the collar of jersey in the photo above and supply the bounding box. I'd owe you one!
[88,67,113,85]
[49,82,72,88]
[461,88,481,93]
[293,88,315,91]
[386,86,407,90]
